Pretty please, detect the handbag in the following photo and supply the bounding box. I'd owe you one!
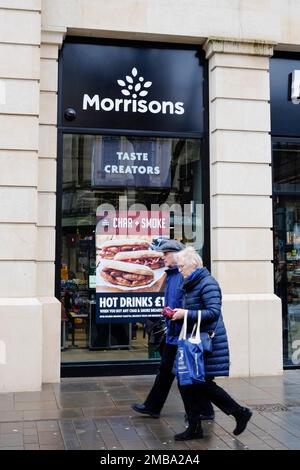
[145,318,167,350]
[174,310,205,386]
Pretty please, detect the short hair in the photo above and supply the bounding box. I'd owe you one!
[175,246,203,269]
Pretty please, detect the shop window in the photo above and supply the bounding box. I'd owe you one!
[273,141,300,366]
[59,133,205,364]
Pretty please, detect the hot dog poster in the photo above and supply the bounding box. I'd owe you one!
[95,210,170,323]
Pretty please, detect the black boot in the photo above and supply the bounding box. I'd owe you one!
[131,403,160,418]
[174,418,203,441]
[232,407,252,436]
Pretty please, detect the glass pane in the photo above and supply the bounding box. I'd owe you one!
[274,196,300,366]
[60,134,204,364]
[273,142,300,192]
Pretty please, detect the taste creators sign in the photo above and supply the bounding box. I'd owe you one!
[91,136,171,188]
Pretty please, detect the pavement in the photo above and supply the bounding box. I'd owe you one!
[1,371,300,450]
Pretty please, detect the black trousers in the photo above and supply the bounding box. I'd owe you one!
[178,377,241,421]
[144,340,214,416]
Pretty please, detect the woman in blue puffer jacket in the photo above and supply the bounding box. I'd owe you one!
[171,246,252,441]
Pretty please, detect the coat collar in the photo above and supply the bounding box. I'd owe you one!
[181,267,210,291]
[165,266,180,276]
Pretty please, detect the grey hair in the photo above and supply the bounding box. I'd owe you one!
[175,246,203,269]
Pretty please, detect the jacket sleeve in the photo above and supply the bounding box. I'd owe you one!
[187,280,221,325]
[176,286,185,309]
[174,273,184,308]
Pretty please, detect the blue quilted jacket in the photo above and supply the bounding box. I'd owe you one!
[181,267,230,377]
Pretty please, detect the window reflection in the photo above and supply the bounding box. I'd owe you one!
[273,142,300,192]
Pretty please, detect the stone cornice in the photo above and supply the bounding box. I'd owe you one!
[41,27,67,47]
[203,37,276,59]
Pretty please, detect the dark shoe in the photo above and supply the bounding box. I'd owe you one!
[233,407,252,436]
[174,420,203,441]
[131,403,160,418]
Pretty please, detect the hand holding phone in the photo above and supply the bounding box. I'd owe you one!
[162,306,175,319]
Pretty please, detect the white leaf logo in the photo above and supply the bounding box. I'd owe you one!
[117,67,152,98]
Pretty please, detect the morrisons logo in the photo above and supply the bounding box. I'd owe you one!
[83,66,185,115]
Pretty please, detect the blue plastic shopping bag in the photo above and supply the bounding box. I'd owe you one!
[174,310,205,386]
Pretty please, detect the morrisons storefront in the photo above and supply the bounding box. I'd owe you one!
[3,0,300,391]
[57,38,209,376]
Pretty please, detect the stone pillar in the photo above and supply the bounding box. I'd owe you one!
[38,27,66,384]
[0,0,43,391]
[203,38,283,376]
[0,0,66,391]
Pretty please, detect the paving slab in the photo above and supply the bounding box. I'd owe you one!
[0,372,299,449]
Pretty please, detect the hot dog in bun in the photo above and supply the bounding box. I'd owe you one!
[100,260,154,287]
[113,250,164,269]
[98,239,150,259]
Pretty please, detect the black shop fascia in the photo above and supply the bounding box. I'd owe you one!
[58,37,205,135]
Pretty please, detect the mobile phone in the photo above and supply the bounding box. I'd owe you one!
[162,306,175,318]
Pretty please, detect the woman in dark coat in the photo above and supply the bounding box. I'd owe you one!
[171,246,252,441]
